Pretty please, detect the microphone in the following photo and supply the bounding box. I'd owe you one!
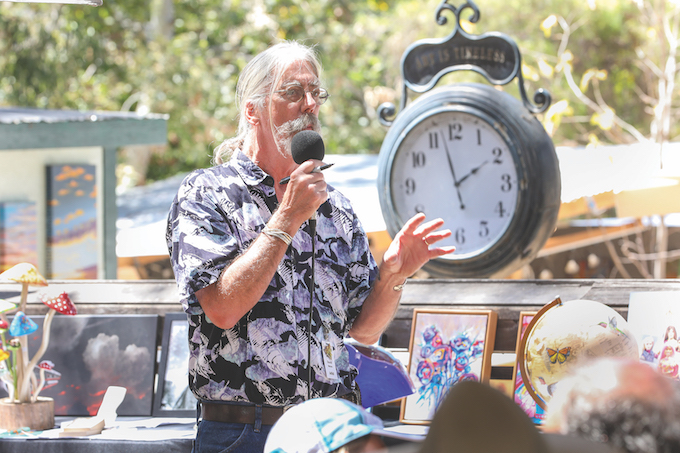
[279,130,329,185]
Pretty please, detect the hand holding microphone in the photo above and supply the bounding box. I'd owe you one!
[278,130,330,224]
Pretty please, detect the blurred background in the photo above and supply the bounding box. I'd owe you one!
[2,0,680,281]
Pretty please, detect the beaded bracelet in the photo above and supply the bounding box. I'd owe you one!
[393,282,406,292]
[262,226,293,246]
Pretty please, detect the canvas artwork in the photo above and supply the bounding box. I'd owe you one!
[401,309,497,424]
[511,311,545,425]
[0,201,38,271]
[45,164,98,279]
[628,291,680,380]
[0,314,158,416]
[153,313,197,417]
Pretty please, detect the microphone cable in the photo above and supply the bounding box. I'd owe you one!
[306,215,316,401]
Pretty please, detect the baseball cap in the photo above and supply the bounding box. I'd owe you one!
[264,398,424,453]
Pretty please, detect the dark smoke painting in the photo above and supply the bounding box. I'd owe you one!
[0,314,158,416]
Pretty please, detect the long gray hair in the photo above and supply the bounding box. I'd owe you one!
[212,41,322,165]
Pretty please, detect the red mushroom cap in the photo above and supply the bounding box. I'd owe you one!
[0,319,8,330]
[38,360,54,370]
[40,292,77,316]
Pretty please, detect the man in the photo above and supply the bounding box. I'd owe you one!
[543,357,680,453]
[166,40,455,453]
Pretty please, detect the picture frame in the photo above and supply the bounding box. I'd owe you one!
[45,164,98,279]
[400,308,497,424]
[511,311,546,425]
[627,291,680,380]
[153,312,198,417]
[0,200,38,271]
[0,314,158,416]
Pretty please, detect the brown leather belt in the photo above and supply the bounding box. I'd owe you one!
[201,402,285,425]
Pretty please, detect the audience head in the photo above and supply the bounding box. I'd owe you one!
[264,397,420,453]
[418,380,616,453]
[543,357,680,453]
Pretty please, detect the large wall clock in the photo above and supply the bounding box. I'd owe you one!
[376,0,561,278]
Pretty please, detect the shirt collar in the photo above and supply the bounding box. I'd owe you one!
[232,149,274,187]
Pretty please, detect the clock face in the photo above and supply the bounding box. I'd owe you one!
[388,108,520,259]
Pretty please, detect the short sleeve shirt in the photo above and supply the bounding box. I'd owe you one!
[166,150,378,405]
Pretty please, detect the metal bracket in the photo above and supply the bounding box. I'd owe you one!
[378,0,551,126]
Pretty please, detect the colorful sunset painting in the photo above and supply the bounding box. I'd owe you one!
[0,201,38,272]
[46,164,98,279]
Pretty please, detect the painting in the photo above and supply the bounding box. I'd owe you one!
[0,201,38,271]
[0,314,158,416]
[400,308,497,424]
[511,311,545,425]
[45,164,98,279]
[153,313,197,417]
[628,291,680,379]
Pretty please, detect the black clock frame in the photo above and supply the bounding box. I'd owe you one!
[378,83,561,278]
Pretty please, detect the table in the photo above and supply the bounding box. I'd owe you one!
[0,417,195,453]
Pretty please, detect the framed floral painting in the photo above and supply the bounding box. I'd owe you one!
[400,308,497,424]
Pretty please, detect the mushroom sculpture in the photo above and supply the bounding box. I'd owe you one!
[0,299,17,332]
[8,312,39,402]
[0,263,48,313]
[16,292,77,402]
[0,263,48,394]
[0,347,10,400]
[34,360,56,400]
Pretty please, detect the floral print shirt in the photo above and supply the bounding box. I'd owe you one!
[166,150,378,405]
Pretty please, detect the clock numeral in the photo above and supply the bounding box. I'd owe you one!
[479,220,489,238]
[492,147,503,164]
[405,178,416,195]
[495,201,507,218]
[412,151,426,168]
[454,227,466,244]
[500,174,512,192]
[429,132,439,149]
[448,123,462,141]
[477,129,482,146]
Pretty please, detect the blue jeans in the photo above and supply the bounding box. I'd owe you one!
[193,419,273,453]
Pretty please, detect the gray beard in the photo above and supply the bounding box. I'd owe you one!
[275,114,321,158]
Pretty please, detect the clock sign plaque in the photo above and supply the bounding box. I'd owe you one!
[377,0,561,278]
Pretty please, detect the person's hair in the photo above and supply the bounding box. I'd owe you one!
[664,325,677,342]
[212,40,322,165]
[547,358,680,453]
[560,392,680,453]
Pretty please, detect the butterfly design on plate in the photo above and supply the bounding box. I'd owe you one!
[546,346,571,364]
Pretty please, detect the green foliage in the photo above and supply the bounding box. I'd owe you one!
[0,0,676,181]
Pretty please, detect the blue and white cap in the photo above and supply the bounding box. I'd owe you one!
[264,398,423,453]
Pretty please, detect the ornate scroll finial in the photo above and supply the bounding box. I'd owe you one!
[379,0,551,126]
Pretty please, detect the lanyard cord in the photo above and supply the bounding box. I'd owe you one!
[307,216,316,401]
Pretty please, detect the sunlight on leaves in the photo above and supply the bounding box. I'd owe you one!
[591,108,615,130]
[522,64,540,82]
[538,59,554,78]
[579,69,607,92]
[543,99,572,136]
[541,15,557,38]
[555,50,574,73]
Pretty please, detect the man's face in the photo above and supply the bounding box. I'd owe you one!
[268,61,323,157]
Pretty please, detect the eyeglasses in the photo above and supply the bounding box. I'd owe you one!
[274,86,330,105]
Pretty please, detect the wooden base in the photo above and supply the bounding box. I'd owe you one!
[0,397,55,431]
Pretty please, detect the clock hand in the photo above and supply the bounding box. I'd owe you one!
[455,160,489,187]
[440,131,465,210]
